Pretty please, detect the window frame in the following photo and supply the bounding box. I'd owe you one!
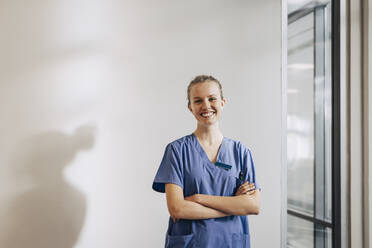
[282,0,342,247]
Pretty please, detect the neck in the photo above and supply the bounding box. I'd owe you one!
[193,123,223,145]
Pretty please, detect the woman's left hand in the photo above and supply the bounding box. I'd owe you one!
[235,182,256,196]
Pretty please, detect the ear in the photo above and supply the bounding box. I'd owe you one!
[187,103,192,112]
[221,97,227,108]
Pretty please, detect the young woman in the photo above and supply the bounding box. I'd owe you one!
[152,75,261,248]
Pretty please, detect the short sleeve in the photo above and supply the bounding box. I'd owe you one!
[242,148,261,191]
[152,143,184,193]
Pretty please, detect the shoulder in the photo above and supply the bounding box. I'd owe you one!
[165,134,194,152]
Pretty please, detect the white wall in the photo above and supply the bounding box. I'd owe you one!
[369,0,372,245]
[0,1,282,247]
[349,0,366,246]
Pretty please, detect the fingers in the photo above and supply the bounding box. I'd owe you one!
[240,183,255,194]
[235,182,255,196]
[242,183,255,194]
[235,182,248,195]
[246,189,257,195]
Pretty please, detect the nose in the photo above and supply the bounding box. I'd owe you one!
[202,99,211,109]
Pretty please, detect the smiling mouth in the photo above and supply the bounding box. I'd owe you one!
[200,111,216,118]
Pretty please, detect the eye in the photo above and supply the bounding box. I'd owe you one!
[194,99,202,104]
[209,97,217,102]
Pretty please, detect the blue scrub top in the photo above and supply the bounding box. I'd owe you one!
[152,133,260,248]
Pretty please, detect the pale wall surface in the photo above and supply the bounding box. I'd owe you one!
[369,0,372,246]
[0,1,282,247]
[349,0,365,246]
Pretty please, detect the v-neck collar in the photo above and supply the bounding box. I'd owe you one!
[191,133,225,165]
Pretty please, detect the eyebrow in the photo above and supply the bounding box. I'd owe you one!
[192,94,218,99]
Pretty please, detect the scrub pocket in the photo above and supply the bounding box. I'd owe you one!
[165,233,195,248]
[232,233,251,247]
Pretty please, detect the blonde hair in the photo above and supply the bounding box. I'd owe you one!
[187,75,223,105]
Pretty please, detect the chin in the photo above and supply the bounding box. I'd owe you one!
[198,119,218,126]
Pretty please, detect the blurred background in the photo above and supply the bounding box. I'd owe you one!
[1,0,371,248]
[0,1,281,247]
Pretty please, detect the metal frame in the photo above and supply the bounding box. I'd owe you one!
[314,5,326,223]
[365,0,372,246]
[331,0,341,247]
[288,209,332,228]
[284,0,342,247]
[338,0,348,246]
[281,0,288,247]
[288,4,327,24]
[314,6,328,248]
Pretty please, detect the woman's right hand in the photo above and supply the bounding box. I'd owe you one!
[235,182,256,196]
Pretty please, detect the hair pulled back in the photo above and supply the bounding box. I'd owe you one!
[187,75,224,105]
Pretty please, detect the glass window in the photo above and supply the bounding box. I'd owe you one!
[287,11,315,216]
[286,1,334,247]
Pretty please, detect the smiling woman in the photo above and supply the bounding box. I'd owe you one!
[186,75,225,130]
[152,75,261,248]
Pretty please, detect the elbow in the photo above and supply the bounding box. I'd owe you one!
[168,204,183,219]
[242,203,260,215]
[245,191,261,215]
[242,198,261,215]
[250,204,260,215]
[235,203,260,216]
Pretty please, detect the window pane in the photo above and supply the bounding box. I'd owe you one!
[287,12,315,215]
[323,3,333,222]
[286,1,334,247]
[287,215,332,248]
[287,214,313,248]
[315,223,332,248]
[313,4,333,223]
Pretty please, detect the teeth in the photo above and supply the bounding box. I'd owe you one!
[201,112,215,117]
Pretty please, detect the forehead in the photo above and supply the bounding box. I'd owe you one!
[190,81,220,98]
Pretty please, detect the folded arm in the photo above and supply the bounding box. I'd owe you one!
[165,183,229,220]
[186,187,261,216]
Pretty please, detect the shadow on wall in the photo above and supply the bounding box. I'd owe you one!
[0,125,96,248]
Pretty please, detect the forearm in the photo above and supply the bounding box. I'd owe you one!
[194,192,260,216]
[172,199,229,220]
